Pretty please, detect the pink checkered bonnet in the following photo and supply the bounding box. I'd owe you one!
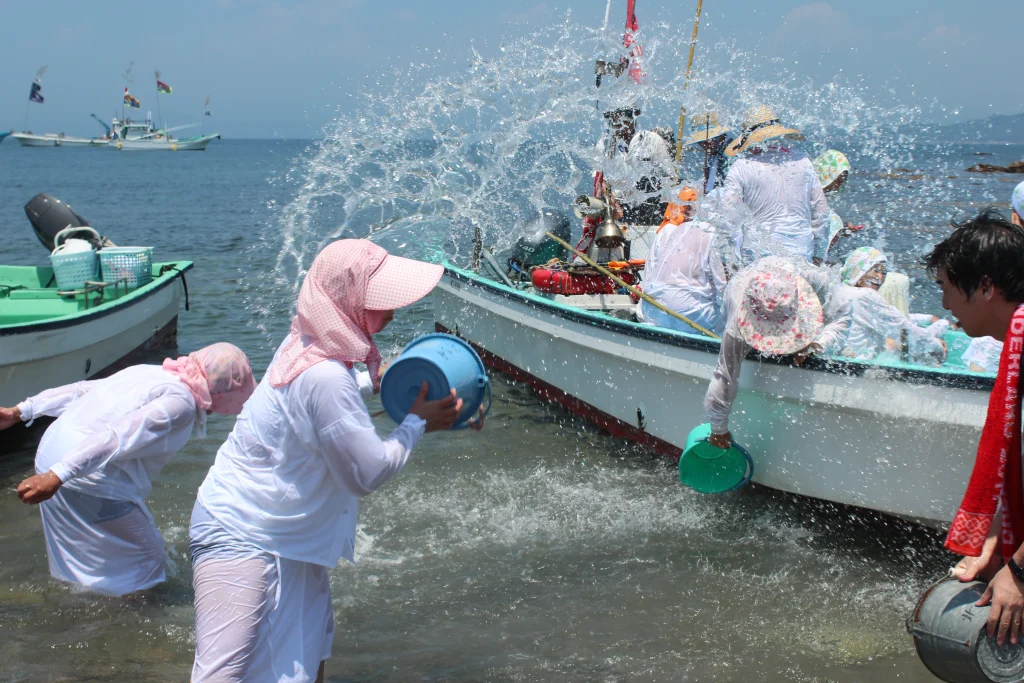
[267,239,443,388]
[735,268,823,355]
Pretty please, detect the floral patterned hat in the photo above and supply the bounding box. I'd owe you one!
[841,247,887,286]
[735,268,823,355]
[813,150,851,190]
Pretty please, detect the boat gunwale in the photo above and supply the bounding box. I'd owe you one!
[0,261,193,337]
[442,262,996,393]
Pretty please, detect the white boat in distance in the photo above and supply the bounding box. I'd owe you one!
[11,132,107,147]
[110,117,220,151]
[434,263,990,528]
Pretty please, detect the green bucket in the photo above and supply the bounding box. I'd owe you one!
[678,423,755,494]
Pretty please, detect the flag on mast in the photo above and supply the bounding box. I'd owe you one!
[623,0,646,84]
[156,79,172,94]
[29,79,44,104]
[124,87,142,109]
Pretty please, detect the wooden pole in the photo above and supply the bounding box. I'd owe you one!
[544,231,720,339]
[674,0,704,163]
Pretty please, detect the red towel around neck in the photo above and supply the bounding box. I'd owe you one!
[946,305,1024,559]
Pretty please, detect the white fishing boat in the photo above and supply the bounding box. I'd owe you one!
[10,132,107,147]
[109,117,219,151]
[433,259,989,528]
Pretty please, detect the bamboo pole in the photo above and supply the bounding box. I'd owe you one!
[674,0,704,163]
[544,231,720,339]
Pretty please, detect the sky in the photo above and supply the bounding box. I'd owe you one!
[0,0,1020,139]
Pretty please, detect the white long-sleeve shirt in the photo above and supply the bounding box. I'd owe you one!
[703,258,850,434]
[637,220,727,336]
[196,335,426,568]
[722,148,831,262]
[820,285,947,366]
[17,365,198,504]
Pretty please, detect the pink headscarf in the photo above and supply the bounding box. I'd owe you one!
[267,239,444,388]
[268,240,386,387]
[162,342,257,415]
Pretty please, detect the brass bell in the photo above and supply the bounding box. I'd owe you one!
[595,213,625,249]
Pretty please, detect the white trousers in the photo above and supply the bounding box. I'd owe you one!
[39,487,166,597]
[191,545,334,682]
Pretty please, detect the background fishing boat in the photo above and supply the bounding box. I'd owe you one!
[109,117,220,151]
[10,132,106,147]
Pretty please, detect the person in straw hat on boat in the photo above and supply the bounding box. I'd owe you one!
[189,239,484,683]
[682,111,732,195]
[721,105,831,264]
[703,256,849,449]
[0,343,257,597]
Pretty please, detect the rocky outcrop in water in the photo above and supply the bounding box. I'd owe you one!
[965,161,1024,173]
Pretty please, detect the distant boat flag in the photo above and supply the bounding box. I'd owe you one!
[29,79,44,104]
[123,87,141,109]
[156,79,172,94]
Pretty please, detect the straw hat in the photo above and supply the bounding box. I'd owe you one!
[683,112,731,146]
[725,105,804,157]
[735,267,822,355]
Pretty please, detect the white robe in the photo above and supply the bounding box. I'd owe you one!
[637,220,727,336]
[191,335,425,682]
[16,365,198,595]
[721,148,831,262]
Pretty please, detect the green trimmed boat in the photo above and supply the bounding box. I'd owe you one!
[0,261,192,407]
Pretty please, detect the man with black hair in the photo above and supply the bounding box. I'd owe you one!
[924,207,1024,647]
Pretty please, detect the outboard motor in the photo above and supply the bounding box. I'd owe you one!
[24,193,107,251]
[507,209,571,281]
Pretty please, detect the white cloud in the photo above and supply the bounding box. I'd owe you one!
[397,9,416,22]
[499,3,552,26]
[919,24,963,44]
[777,2,854,39]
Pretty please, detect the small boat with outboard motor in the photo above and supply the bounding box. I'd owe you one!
[110,116,219,151]
[0,193,192,410]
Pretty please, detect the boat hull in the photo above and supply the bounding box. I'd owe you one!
[0,276,185,407]
[112,134,220,151]
[434,267,990,527]
[11,133,104,147]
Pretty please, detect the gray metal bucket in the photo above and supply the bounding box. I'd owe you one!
[907,577,1024,683]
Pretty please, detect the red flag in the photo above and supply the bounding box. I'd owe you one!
[623,0,645,84]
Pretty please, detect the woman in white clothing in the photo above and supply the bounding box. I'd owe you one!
[820,247,948,366]
[703,256,850,449]
[0,343,256,596]
[722,106,831,263]
[637,186,727,336]
[190,239,481,683]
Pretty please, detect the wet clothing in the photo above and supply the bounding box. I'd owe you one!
[637,220,727,336]
[963,337,1003,373]
[17,365,199,595]
[190,502,334,683]
[191,336,425,682]
[722,148,831,262]
[821,285,947,366]
[703,258,849,434]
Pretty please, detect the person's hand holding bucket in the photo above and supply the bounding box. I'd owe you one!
[408,382,462,432]
[708,430,732,450]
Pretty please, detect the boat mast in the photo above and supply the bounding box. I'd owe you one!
[154,69,164,135]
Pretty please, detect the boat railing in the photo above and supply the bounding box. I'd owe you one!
[57,278,130,309]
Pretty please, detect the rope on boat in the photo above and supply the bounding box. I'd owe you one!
[544,231,720,339]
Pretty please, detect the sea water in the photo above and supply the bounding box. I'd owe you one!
[0,18,1022,681]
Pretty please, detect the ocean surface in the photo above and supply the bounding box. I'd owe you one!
[1,136,1023,682]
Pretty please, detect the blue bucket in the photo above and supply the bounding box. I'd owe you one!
[380,333,492,429]
[678,423,754,494]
